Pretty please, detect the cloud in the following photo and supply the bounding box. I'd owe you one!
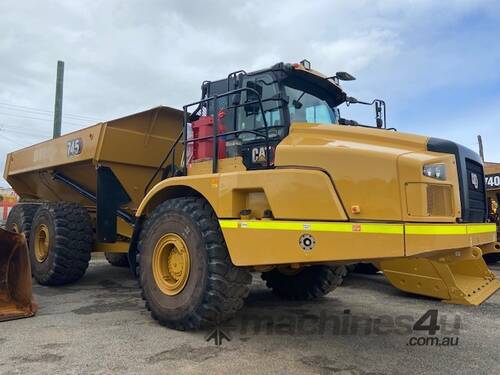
[1,0,499,187]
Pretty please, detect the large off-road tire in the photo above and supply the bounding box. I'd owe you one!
[139,197,252,330]
[484,252,500,264]
[5,203,39,242]
[262,265,346,300]
[104,252,129,267]
[29,202,92,286]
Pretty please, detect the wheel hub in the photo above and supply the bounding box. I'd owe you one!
[152,233,191,296]
[34,224,50,263]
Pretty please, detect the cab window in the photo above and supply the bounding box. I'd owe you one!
[285,86,338,125]
[236,73,283,141]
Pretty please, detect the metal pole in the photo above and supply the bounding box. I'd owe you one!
[53,60,64,138]
[477,135,484,161]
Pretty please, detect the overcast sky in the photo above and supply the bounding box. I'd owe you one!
[1,0,499,187]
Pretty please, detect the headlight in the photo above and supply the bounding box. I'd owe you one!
[423,163,446,180]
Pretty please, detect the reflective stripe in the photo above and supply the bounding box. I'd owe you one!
[219,220,403,234]
[405,225,467,235]
[467,224,497,234]
[405,223,496,235]
[219,220,496,236]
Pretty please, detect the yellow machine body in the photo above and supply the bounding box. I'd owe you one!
[4,101,499,306]
[136,123,499,305]
[483,162,500,256]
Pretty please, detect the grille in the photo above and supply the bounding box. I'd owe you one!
[465,158,486,222]
[427,185,453,217]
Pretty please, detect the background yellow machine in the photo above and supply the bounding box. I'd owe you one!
[2,61,499,330]
[483,162,500,263]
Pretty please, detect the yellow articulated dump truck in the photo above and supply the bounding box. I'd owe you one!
[3,61,499,330]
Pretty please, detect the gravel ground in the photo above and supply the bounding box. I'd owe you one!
[0,256,498,375]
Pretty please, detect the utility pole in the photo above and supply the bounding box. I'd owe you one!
[53,60,64,138]
[477,134,484,161]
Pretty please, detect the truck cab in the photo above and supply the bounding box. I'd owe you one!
[191,61,348,170]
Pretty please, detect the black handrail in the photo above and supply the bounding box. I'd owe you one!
[182,86,271,174]
[145,86,275,195]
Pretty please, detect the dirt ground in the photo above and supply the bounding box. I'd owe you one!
[1,256,499,375]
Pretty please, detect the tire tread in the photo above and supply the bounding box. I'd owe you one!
[138,197,251,330]
[30,202,92,285]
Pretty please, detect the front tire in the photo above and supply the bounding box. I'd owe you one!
[29,203,92,285]
[262,265,346,300]
[139,197,251,330]
[484,252,500,264]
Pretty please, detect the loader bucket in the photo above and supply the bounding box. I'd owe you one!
[0,228,37,321]
[378,246,500,306]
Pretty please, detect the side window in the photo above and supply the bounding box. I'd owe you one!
[206,79,236,133]
[236,73,282,141]
[305,105,332,124]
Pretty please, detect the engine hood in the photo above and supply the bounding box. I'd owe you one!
[274,123,433,221]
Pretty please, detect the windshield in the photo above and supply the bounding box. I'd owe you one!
[285,86,338,125]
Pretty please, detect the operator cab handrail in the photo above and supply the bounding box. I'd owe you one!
[145,86,276,195]
[182,86,273,175]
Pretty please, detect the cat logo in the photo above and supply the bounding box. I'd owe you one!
[251,145,274,164]
[470,172,479,190]
[252,146,267,163]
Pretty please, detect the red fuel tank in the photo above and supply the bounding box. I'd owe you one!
[191,111,226,161]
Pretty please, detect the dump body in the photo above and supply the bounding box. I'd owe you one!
[4,106,183,218]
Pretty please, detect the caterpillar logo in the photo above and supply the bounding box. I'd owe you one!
[252,145,274,163]
[470,172,479,190]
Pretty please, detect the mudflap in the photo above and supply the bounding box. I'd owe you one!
[377,246,500,305]
[0,228,37,321]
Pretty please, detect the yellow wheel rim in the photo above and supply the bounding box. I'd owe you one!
[34,224,50,263]
[152,233,191,296]
[11,223,20,233]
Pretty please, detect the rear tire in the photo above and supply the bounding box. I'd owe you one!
[5,203,39,243]
[29,203,92,286]
[139,197,251,330]
[351,263,380,274]
[104,252,129,267]
[262,265,346,300]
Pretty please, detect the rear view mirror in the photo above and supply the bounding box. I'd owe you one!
[335,72,356,81]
